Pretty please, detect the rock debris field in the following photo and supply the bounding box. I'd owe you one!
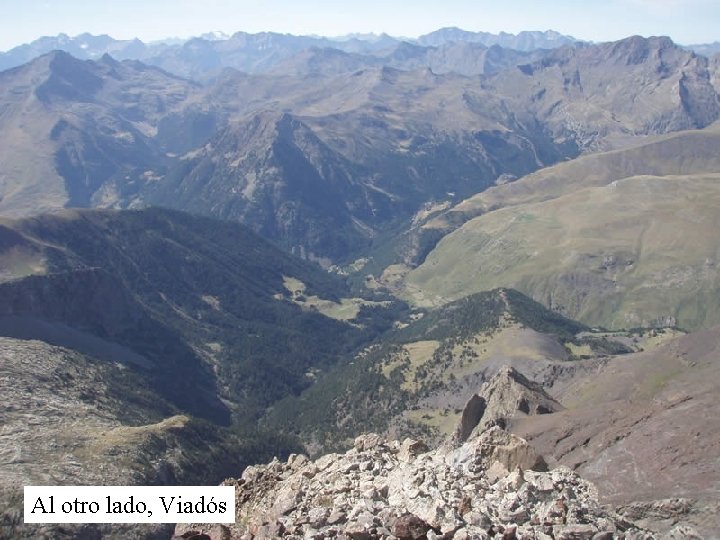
[174,427,697,539]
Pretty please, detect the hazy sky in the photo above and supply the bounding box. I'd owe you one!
[1,0,719,51]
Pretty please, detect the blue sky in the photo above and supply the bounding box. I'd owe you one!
[1,0,719,51]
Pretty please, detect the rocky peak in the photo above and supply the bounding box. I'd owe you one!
[453,366,563,444]
[606,35,676,65]
[175,427,651,539]
[34,50,104,103]
[99,52,120,67]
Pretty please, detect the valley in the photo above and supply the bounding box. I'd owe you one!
[0,207,398,538]
[0,21,719,540]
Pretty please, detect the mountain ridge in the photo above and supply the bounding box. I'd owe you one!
[2,22,720,540]
[265,288,603,452]
[2,35,717,262]
[0,28,581,77]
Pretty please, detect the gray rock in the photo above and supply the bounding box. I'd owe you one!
[308,507,329,527]
[398,439,430,462]
[555,523,598,539]
[355,433,384,452]
[176,427,652,540]
[327,509,347,525]
[344,520,371,539]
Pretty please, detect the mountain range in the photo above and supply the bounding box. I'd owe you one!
[1,34,717,267]
[0,29,580,77]
[3,29,718,82]
[2,25,720,539]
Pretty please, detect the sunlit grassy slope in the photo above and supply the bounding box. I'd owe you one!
[405,126,720,330]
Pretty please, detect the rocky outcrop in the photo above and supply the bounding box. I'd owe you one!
[454,367,563,444]
[175,428,650,539]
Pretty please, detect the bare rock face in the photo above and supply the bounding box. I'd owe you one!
[175,430,650,539]
[454,366,563,444]
[450,426,548,481]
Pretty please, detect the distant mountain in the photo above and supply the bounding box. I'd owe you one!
[266,40,551,79]
[0,50,200,217]
[0,35,717,262]
[146,66,573,260]
[199,30,231,41]
[490,36,719,148]
[373,35,720,269]
[370,41,548,77]
[159,37,718,262]
[328,32,396,48]
[0,28,579,79]
[144,32,328,79]
[0,31,389,77]
[686,41,720,57]
[143,31,534,80]
[417,27,580,50]
[0,32,167,72]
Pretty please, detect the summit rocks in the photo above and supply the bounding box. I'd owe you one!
[175,428,651,539]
